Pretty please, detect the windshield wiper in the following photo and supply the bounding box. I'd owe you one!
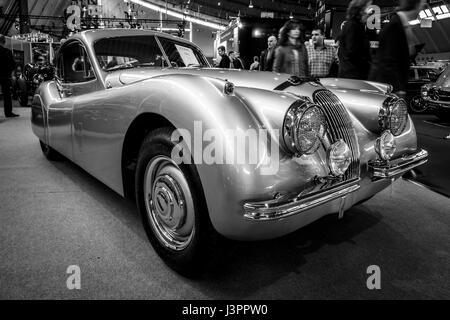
[104,64,136,72]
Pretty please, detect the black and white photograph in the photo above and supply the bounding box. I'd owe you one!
[0,0,449,306]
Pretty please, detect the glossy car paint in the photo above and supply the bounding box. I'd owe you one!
[32,29,419,241]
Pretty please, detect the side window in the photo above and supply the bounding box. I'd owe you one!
[60,42,95,83]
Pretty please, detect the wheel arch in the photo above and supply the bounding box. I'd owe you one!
[121,112,176,201]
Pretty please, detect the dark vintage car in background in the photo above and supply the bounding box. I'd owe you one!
[421,65,450,121]
[406,65,443,113]
[31,29,428,275]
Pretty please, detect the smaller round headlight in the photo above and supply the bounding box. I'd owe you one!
[327,139,351,176]
[375,130,396,161]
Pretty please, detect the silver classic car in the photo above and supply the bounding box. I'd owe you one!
[31,29,428,275]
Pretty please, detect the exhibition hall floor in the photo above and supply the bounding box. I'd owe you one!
[1,106,449,299]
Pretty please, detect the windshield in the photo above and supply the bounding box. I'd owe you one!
[94,35,209,72]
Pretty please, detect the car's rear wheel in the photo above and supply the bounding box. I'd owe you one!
[39,140,63,161]
[408,95,428,113]
[135,127,219,276]
[18,93,28,107]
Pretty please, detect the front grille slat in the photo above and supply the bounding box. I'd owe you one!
[313,90,360,181]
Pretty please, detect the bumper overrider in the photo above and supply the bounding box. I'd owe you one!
[368,149,428,180]
[243,149,428,221]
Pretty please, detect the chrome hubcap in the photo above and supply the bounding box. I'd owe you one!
[144,156,195,251]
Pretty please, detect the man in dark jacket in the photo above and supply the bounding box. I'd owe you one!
[0,34,18,117]
[338,0,372,80]
[260,35,277,71]
[217,46,231,69]
[369,0,425,96]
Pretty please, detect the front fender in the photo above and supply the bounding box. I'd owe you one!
[133,74,308,235]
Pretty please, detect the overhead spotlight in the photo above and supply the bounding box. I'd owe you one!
[249,0,253,8]
[289,12,293,19]
[218,1,221,6]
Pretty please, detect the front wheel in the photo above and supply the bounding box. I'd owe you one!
[135,127,219,276]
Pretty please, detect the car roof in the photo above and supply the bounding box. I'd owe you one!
[68,28,196,47]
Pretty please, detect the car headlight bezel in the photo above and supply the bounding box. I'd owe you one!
[379,96,408,136]
[283,101,327,156]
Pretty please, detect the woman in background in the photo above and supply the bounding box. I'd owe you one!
[338,0,372,79]
[273,20,309,77]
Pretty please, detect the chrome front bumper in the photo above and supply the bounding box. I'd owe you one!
[369,149,428,180]
[243,180,360,221]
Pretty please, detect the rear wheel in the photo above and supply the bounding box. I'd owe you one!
[18,92,28,106]
[135,127,219,276]
[39,140,63,161]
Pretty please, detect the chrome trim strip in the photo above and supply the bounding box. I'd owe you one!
[369,149,428,180]
[423,97,450,106]
[243,180,360,221]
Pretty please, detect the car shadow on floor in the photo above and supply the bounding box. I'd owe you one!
[47,152,383,297]
[193,205,382,297]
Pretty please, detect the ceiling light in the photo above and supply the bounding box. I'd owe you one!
[130,0,225,30]
[249,1,253,8]
[289,12,293,19]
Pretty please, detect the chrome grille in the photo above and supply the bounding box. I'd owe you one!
[313,89,360,181]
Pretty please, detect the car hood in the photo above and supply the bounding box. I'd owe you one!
[106,68,392,94]
[105,68,388,133]
[106,68,292,91]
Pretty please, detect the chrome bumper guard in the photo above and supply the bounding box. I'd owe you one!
[243,180,360,221]
[369,149,428,180]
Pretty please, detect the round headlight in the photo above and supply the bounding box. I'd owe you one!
[375,130,396,161]
[390,99,408,136]
[283,102,326,155]
[327,140,351,176]
[379,97,408,136]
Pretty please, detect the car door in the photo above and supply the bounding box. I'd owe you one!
[48,40,100,160]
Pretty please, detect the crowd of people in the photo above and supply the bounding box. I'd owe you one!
[1,0,427,117]
[215,0,425,98]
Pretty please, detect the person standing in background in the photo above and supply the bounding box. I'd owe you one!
[338,0,372,79]
[217,46,231,69]
[234,52,245,69]
[306,28,337,78]
[273,20,309,77]
[260,35,277,71]
[0,34,18,118]
[369,0,426,97]
[228,51,237,69]
[250,56,260,70]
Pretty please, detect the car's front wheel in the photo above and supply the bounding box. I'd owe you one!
[135,127,218,276]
